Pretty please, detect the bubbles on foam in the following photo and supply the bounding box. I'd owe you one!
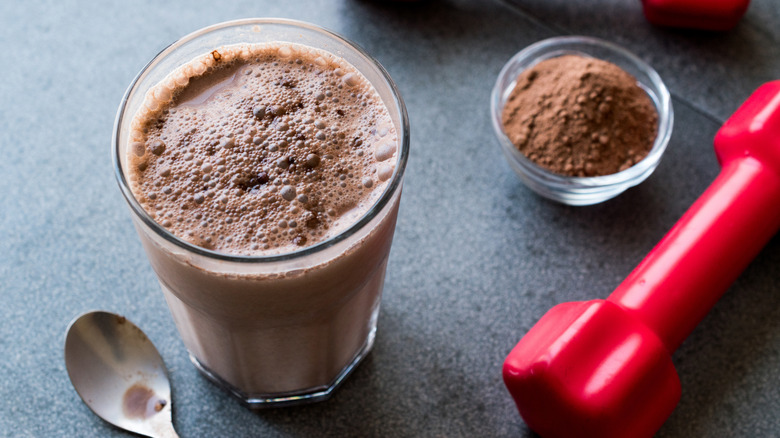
[128,41,399,256]
[277,46,293,58]
[131,142,146,157]
[280,186,296,201]
[150,139,166,156]
[153,85,173,103]
[374,142,396,162]
[343,73,359,87]
[377,164,393,182]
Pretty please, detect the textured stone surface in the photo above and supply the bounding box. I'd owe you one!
[1,0,778,437]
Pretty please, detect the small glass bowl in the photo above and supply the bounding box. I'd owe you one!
[490,36,673,206]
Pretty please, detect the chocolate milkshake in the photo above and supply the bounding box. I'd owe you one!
[114,20,409,406]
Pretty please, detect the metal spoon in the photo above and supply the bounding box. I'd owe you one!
[65,311,179,438]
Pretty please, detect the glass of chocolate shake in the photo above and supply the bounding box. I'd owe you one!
[112,19,409,407]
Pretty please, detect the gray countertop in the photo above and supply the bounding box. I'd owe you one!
[2,1,779,436]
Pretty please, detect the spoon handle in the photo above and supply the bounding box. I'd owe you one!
[150,415,180,438]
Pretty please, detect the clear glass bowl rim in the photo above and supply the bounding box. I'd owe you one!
[490,35,673,193]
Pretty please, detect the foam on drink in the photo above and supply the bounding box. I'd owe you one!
[128,43,398,255]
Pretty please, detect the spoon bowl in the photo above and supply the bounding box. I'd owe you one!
[64,311,179,438]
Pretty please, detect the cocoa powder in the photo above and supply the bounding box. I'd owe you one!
[501,55,658,177]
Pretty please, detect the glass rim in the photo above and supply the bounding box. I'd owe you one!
[490,35,673,189]
[112,18,410,263]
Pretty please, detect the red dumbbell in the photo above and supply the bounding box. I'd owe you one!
[641,0,751,30]
[503,81,780,438]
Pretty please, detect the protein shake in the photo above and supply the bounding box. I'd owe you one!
[113,19,409,406]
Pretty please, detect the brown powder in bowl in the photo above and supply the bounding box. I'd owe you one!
[501,55,658,177]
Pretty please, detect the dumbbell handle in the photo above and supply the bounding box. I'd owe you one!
[609,155,780,353]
